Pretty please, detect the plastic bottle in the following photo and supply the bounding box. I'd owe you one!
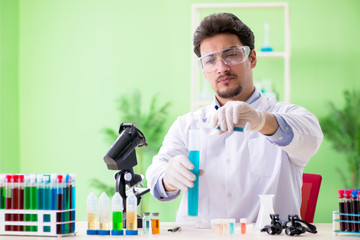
[126,190,138,235]
[152,212,160,234]
[87,192,98,235]
[143,212,151,234]
[188,129,200,216]
[98,192,110,235]
[111,192,123,235]
[338,190,346,231]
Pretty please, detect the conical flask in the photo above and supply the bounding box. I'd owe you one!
[255,194,275,231]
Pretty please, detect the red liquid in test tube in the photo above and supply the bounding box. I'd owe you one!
[19,175,25,231]
[5,175,13,231]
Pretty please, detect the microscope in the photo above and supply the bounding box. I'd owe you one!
[103,123,150,228]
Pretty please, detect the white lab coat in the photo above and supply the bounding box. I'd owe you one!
[146,93,323,222]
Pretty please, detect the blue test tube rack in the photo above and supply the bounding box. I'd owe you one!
[333,211,360,236]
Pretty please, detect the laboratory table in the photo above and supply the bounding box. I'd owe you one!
[0,222,359,239]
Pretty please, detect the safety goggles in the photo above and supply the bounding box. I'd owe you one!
[198,46,251,73]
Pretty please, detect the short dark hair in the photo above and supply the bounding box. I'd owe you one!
[193,13,255,57]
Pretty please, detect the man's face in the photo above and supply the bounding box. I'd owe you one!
[199,33,256,104]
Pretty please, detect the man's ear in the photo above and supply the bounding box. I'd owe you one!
[249,49,257,69]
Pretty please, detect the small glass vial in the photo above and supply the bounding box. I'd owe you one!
[228,219,235,235]
[111,192,123,235]
[211,219,221,234]
[126,190,138,235]
[98,192,110,235]
[87,192,98,235]
[142,212,151,234]
[240,218,247,234]
[152,212,160,234]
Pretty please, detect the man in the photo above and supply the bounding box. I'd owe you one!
[146,13,323,223]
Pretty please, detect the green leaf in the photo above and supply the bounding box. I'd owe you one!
[320,89,360,187]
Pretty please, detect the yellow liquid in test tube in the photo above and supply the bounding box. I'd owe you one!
[126,211,137,230]
[87,212,97,230]
[126,190,138,235]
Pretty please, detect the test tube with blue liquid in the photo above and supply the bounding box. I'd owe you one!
[188,128,200,216]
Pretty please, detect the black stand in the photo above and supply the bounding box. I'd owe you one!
[114,169,150,228]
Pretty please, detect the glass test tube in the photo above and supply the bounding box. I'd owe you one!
[188,129,200,216]
[111,192,123,235]
[142,212,151,234]
[29,174,38,232]
[152,212,160,234]
[0,174,5,210]
[62,174,69,234]
[50,174,57,210]
[70,174,76,233]
[5,175,13,231]
[87,192,98,235]
[43,175,51,224]
[36,174,44,210]
[351,190,359,232]
[126,190,138,235]
[98,192,110,235]
[24,174,31,232]
[344,190,352,232]
[18,175,25,231]
[56,175,64,234]
[12,175,20,231]
[338,190,346,231]
[43,175,51,210]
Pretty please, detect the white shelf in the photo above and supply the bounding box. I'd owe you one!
[257,51,288,58]
[191,2,291,111]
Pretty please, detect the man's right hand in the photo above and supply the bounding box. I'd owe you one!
[162,155,196,192]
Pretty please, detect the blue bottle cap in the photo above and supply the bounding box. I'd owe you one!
[98,230,111,235]
[126,230,138,235]
[352,190,358,198]
[111,230,124,235]
[86,230,98,235]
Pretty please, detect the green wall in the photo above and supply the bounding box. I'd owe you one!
[0,0,20,173]
[1,0,360,223]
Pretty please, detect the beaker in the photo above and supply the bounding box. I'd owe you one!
[255,194,275,231]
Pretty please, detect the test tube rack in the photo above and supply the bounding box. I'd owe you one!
[333,211,360,236]
[0,209,76,236]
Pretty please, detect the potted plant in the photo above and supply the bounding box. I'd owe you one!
[91,89,171,213]
[320,89,360,188]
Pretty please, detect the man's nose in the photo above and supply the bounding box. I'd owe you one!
[216,58,230,73]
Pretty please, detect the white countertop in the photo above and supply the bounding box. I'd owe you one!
[1,221,359,239]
